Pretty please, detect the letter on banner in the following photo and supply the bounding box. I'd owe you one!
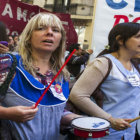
[135,0,140,12]
[106,0,128,9]
[113,15,129,26]
[2,4,13,18]
[17,7,28,22]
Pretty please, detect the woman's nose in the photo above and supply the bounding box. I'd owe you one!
[45,27,53,36]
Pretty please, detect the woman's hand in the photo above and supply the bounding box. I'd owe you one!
[86,49,93,55]
[0,44,9,53]
[60,112,81,134]
[108,116,131,130]
[61,113,81,126]
[3,105,38,122]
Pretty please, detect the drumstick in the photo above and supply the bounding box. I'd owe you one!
[128,116,140,123]
[34,49,76,108]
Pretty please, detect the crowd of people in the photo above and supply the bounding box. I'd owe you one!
[8,34,19,52]
[0,12,139,140]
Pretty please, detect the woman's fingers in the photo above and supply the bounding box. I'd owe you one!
[0,44,9,53]
[109,117,131,130]
[5,105,38,122]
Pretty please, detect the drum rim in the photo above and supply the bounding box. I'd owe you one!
[71,116,110,131]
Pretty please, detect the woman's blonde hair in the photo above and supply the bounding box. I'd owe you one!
[18,12,69,80]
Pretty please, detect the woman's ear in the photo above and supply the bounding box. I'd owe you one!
[116,35,123,46]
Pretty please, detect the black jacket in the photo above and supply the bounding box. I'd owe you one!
[66,53,90,77]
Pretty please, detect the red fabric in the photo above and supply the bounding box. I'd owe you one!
[0,0,78,49]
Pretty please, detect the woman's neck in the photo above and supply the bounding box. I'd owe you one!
[111,49,133,71]
[32,52,52,75]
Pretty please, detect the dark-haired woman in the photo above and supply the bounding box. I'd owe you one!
[69,22,140,140]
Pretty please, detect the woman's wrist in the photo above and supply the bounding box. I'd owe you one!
[0,106,10,119]
[107,116,113,122]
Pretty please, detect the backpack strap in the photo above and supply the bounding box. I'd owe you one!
[91,56,112,108]
[96,56,112,88]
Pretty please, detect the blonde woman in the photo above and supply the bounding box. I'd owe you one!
[0,12,78,140]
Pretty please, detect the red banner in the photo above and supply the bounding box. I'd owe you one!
[0,0,77,49]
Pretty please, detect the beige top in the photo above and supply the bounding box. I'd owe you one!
[69,57,112,120]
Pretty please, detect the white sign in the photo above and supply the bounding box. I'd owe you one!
[90,0,140,60]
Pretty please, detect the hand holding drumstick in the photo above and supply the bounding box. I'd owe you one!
[128,116,140,123]
[109,116,140,131]
[108,117,131,130]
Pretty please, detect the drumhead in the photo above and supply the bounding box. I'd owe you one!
[71,117,110,131]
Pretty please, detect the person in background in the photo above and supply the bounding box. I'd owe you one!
[0,12,79,140]
[0,21,9,53]
[66,43,93,77]
[69,22,140,140]
[13,34,19,48]
[8,35,15,52]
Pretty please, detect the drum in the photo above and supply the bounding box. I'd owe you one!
[71,117,110,138]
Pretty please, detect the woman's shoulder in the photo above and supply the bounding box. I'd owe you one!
[85,56,111,77]
[0,53,19,72]
[88,57,109,68]
[0,53,14,65]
